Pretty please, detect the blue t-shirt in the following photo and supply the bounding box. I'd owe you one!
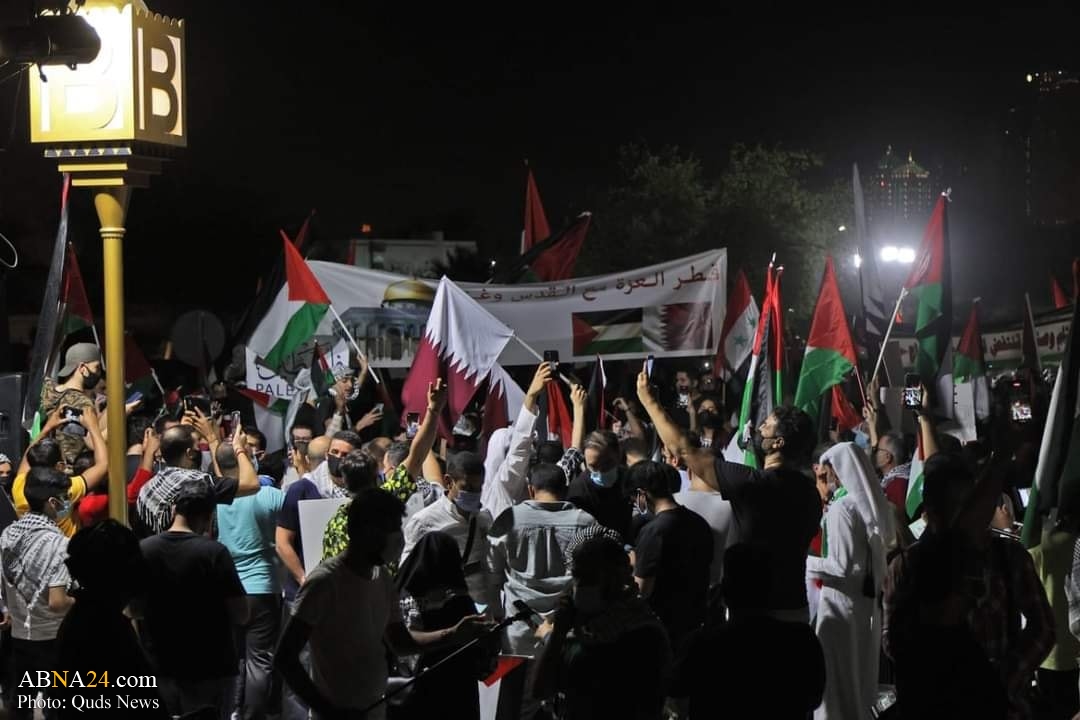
[216,485,285,596]
[277,478,323,600]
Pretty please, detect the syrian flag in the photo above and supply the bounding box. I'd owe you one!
[522,166,551,255]
[1022,262,1080,548]
[725,258,784,467]
[248,237,331,372]
[904,194,952,386]
[61,243,95,340]
[855,164,889,350]
[23,175,71,431]
[717,268,759,381]
[236,387,288,454]
[794,257,857,432]
[954,301,991,422]
[401,277,515,435]
[1052,273,1070,310]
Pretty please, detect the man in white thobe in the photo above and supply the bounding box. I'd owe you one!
[807,442,894,720]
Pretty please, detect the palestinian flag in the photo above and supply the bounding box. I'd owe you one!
[545,382,573,446]
[572,308,643,356]
[953,301,990,422]
[124,334,158,398]
[587,354,607,430]
[23,175,71,431]
[794,257,857,431]
[522,166,551,255]
[61,243,94,338]
[906,433,926,519]
[494,213,591,284]
[1052,273,1070,310]
[237,387,289,454]
[904,194,952,384]
[1022,263,1080,547]
[310,342,336,398]
[725,258,784,467]
[248,236,330,372]
[1021,293,1043,376]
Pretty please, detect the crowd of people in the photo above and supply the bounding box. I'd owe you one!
[0,338,1074,720]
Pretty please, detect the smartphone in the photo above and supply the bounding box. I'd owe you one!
[126,390,143,405]
[183,395,212,416]
[646,354,655,378]
[406,412,420,439]
[903,373,921,409]
[543,350,560,368]
[373,403,385,414]
[1011,402,1033,423]
[62,405,83,422]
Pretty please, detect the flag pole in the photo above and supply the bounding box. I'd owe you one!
[870,287,908,386]
[327,304,380,385]
[508,334,576,386]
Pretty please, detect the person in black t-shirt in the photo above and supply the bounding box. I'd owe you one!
[629,461,713,655]
[136,482,248,720]
[566,430,632,540]
[636,362,821,622]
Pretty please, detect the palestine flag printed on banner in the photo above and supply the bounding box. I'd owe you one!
[572,303,714,356]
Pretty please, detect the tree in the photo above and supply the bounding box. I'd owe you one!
[582,142,853,327]
[578,143,715,273]
[713,144,853,324]
[429,246,490,282]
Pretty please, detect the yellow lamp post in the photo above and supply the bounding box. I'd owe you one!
[28,0,186,524]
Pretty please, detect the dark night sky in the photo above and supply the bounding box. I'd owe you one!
[1,6,1078,327]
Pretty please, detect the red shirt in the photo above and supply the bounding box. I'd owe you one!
[76,466,155,527]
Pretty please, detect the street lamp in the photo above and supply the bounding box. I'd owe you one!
[28,0,186,525]
[852,251,863,269]
[879,245,915,264]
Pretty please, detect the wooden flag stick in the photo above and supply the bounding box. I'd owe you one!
[870,287,908,387]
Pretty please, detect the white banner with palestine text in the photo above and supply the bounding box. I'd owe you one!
[252,249,726,374]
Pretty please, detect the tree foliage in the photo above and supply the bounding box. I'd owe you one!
[580,142,854,326]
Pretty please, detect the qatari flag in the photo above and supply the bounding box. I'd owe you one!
[401,277,515,435]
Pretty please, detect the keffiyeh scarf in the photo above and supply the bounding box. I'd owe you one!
[1,513,69,631]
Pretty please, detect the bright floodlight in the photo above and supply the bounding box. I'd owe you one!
[853,252,863,269]
[880,246,899,262]
[1026,73,1034,83]
[837,225,847,232]
[897,247,916,264]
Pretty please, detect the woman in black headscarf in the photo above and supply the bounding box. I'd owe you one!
[394,530,495,720]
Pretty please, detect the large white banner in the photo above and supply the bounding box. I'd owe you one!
[253,250,726,375]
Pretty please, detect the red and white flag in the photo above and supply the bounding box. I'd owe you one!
[402,277,516,432]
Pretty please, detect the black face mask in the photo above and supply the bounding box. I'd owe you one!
[326,455,342,478]
[697,411,723,429]
[82,367,102,390]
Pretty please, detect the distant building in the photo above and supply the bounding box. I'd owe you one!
[866,146,936,234]
[1025,70,1080,226]
[349,232,477,278]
